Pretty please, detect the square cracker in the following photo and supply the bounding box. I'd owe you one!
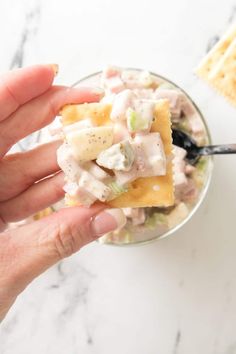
[206,38,236,104]
[196,23,236,106]
[61,102,112,126]
[61,100,174,208]
[196,23,236,79]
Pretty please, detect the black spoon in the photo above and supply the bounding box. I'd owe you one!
[172,129,236,165]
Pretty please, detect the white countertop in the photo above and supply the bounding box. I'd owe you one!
[1,0,236,353]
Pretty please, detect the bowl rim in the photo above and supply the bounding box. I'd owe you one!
[73,68,214,247]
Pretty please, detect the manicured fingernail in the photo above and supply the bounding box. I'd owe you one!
[50,64,59,76]
[91,208,127,237]
[92,87,105,98]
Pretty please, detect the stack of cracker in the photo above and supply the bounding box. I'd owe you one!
[196,24,236,106]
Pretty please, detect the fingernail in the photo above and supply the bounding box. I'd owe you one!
[50,64,59,76]
[91,208,127,237]
[92,87,105,98]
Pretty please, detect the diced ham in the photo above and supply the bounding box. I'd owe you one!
[57,143,112,203]
[121,71,154,90]
[180,96,196,116]
[78,171,111,202]
[115,133,166,186]
[113,122,131,144]
[132,88,154,99]
[83,161,110,181]
[173,145,188,198]
[102,65,121,79]
[155,89,199,122]
[57,143,83,181]
[182,179,198,202]
[155,89,182,119]
[123,80,142,89]
[101,66,125,93]
[104,76,125,93]
[63,181,78,196]
[173,145,187,163]
[133,141,147,173]
[138,71,153,88]
[121,70,142,89]
[123,208,146,226]
[174,172,188,187]
[172,145,197,202]
[133,133,166,177]
[115,162,139,186]
[175,158,186,175]
[132,208,146,226]
[122,207,133,218]
[63,182,96,206]
[173,146,187,182]
[185,164,195,175]
[110,89,134,121]
[189,115,205,134]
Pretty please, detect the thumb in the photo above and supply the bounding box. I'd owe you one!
[0,205,126,319]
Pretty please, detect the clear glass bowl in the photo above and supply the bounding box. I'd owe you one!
[73,68,213,246]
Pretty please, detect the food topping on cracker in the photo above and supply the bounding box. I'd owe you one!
[57,66,174,208]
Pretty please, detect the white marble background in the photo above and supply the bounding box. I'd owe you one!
[1,0,236,353]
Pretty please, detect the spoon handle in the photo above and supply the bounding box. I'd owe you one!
[198,144,236,156]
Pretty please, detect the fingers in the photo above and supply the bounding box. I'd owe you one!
[0,215,5,232]
[0,205,126,319]
[0,172,65,223]
[0,64,57,122]
[0,86,103,157]
[0,140,62,202]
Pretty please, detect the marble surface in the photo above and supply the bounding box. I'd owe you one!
[1,0,236,353]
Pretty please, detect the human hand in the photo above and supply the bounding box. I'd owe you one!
[0,65,125,321]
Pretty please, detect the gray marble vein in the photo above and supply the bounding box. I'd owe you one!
[10,1,41,70]
[205,4,236,54]
[227,4,236,24]
[206,35,220,53]
[173,330,181,354]
[8,0,42,153]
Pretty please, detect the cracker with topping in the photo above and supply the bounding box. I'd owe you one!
[61,100,174,208]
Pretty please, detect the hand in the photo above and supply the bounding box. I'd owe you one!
[0,65,125,321]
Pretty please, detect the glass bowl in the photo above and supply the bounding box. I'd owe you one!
[73,68,213,246]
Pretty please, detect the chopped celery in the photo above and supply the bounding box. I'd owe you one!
[139,71,153,87]
[126,108,147,132]
[196,157,207,172]
[122,230,132,243]
[167,203,189,229]
[176,119,190,133]
[158,82,175,90]
[109,181,127,198]
[145,212,167,230]
[192,158,208,189]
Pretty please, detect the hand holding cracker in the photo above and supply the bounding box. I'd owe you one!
[59,94,174,208]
